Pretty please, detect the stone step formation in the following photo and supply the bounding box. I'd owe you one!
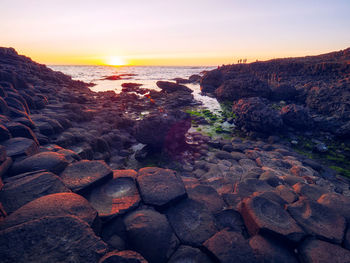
[0,47,350,262]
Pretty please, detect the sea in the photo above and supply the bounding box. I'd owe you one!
[49,65,221,111]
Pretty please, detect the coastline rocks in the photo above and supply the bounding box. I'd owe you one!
[0,171,70,214]
[0,216,107,263]
[280,104,313,129]
[240,195,304,243]
[203,229,257,263]
[200,70,223,93]
[11,151,69,175]
[271,84,298,101]
[60,160,113,194]
[137,167,186,209]
[87,170,140,218]
[156,81,193,93]
[166,199,217,246]
[215,76,271,101]
[232,97,283,133]
[124,209,179,263]
[0,193,98,231]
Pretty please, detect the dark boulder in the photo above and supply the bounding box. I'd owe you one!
[166,198,217,246]
[0,216,107,263]
[5,122,38,144]
[203,229,258,263]
[200,70,223,93]
[249,235,299,263]
[1,137,38,160]
[0,124,11,142]
[124,209,179,263]
[280,104,313,129]
[232,97,283,133]
[298,238,350,263]
[168,245,213,263]
[134,110,191,152]
[137,167,186,209]
[11,151,69,175]
[0,171,70,214]
[156,81,193,93]
[271,84,298,101]
[60,160,113,194]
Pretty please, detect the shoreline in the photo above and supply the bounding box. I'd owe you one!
[1,47,350,262]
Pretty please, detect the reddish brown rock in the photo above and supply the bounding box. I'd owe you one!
[240,196,304,243]
[137,167,186,208]
[203,229,257,263]
[317,192,350,222]
[99,250,147,263]
[0,193,98,231]
[87,171,140,218]
[287,199,346,244]
[60,160,113,194]
[298,238,350,263]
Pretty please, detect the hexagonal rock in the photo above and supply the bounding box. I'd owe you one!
[168,245,213,263]
[99,250,147,263]
[318,193,350,222]
[240,196,304,243]
[60,160,113,194]
[166,198,217,246]
[249,235,299,263]
[0,216,107,263]
[275,185,298,203]
[214,209,247,235]
[203,229,257,263]
[298,238,350,263]
[0,171,70,214]
[234,179,274,198]
[293,183,329,201]
[0,193,98,231]
[87,172,141,218]
[124,209,179,263]
[137,167,186,208]
[186,184,225,214]
[1,137,38,159]
[287,199,346,244]
[11,151,69,175]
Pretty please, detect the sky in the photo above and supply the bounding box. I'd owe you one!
[1,0,350,66]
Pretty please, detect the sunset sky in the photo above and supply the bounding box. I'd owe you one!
[1,0,350,66]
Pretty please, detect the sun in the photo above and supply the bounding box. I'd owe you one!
[107,56,126,66]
